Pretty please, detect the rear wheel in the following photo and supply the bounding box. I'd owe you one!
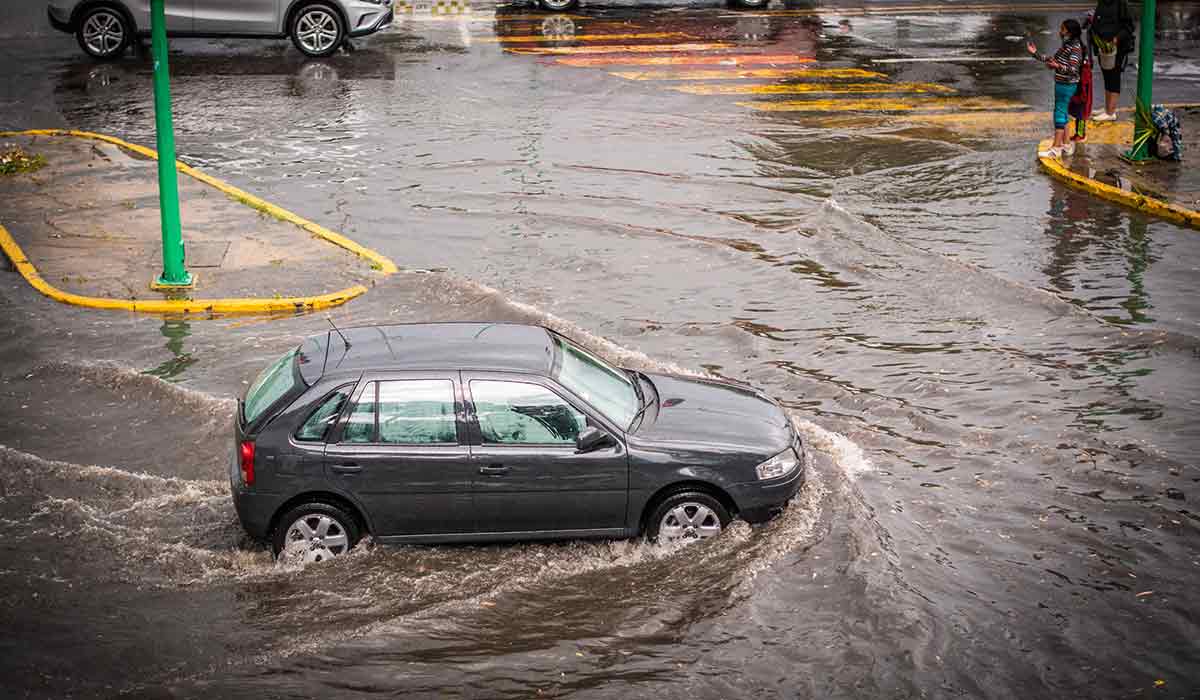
[290,4,345,58]
[538,0,580,12]
[646,489,731,543]
[732,0,770,8]
[76,6,131,60]
[273,502,361,563]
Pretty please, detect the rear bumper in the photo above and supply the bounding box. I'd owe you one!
[48,6,73,33]
[231,485,283,542]
[730,452,806,524]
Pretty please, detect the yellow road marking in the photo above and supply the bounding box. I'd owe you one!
[730,3,1093,17]
[675,81,955,95]
[478,32,692,43]
[507,43,733,55]
[555,54,814,67]
[738,97,1027,112]
[611,68,886,80]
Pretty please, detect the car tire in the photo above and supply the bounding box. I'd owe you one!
[289,3,346,58]
[272,502,361,563]
[75,5,132,61]
[732,0,770,8]
[645,489,731,543]
[538,0,580,12]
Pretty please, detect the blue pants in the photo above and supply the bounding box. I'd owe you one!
[1053,81,1077,129]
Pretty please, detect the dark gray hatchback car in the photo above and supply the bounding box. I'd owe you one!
[232,323,804,562]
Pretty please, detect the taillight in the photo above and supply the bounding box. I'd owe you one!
[239,440,255,486]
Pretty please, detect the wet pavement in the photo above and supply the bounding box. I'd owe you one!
[1,1,1199,698]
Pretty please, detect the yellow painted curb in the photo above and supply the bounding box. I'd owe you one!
[1036,139,1200,229]
[0,222,367,314]
[0,128,400,315]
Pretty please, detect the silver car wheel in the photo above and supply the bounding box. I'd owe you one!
[658,502,723,542]
[296,8,340,55]
[540,0,578,12]
[82,10,125,57]
[284,513,350,563]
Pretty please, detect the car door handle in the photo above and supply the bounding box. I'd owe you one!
[478,464,510,476]
[330,462,362,474]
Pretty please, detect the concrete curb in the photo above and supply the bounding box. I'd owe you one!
[0,128,399,315]
[1036,138,1200,230]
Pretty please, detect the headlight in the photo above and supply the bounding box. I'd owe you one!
[756,448,799,480]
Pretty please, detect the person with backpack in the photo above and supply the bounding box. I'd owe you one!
[1028,19,1085,158]
[1089,0,1135,121]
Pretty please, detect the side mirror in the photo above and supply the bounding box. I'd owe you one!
[575,426,613,453]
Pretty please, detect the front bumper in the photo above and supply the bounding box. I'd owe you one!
[730,447,806,523]
[348,5,393,37]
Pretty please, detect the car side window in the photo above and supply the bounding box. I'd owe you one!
[471,380,585,445]
[294,387,351,442]
[378,379,457,445]
[341,382,377,444]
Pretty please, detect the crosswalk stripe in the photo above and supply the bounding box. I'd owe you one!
[737,97,1028,112]
[674,81,955,95]
[506,43,734,55]
[555,54,814,67]
[478,32,693,43]
[611,68,886,81]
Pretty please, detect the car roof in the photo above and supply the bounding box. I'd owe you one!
[312,322,557,377]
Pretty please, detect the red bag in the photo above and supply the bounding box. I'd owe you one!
[1069,54,1093,120]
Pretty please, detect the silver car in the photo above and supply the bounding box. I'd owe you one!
[47,0,393,59]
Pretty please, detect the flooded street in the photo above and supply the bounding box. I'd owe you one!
[2,1,1199,698]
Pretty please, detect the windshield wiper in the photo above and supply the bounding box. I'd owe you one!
[626,370,654,431]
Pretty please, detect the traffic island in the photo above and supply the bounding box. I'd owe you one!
[1037,113,1200,229]
[0,130,398,315]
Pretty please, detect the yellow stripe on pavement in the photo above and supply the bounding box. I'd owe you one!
[611,68,886,81]
[556,54,814,67]
[478,32,692,43]
[674,81,955,95]
[738,97,1027,112]
[507,43,733,55]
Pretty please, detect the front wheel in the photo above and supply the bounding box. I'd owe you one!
[290,4,345,58]
[538,0,580,12]
[273,502,361,563]
[732,0,770,8]
[76,6,131,60]
[646,490,731,543]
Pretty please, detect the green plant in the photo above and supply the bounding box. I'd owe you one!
[0,146,46,175]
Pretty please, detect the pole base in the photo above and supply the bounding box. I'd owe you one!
[151,271,196,290]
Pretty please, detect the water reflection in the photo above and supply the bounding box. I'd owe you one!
[1042,188,1158,326]
[146,318,197,380]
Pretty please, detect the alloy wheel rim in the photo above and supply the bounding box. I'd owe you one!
[541,0,574,11]
[297,9,339,54]
[659,502,722,542]
[284,513,349,563]
[83,11,124,56]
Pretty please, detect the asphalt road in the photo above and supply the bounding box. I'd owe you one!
[1,2,1199,699]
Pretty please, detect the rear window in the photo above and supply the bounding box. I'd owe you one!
[243,349,299,425]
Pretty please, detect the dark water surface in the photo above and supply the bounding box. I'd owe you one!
[1,2,1198,698]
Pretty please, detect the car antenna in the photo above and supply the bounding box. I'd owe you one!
[327,317,351,350]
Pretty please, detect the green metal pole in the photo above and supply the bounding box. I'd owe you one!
[1122,0,1157,163]
[151,0,192,287]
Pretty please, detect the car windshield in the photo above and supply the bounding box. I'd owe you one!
[243,348,299,425]
[552,336,638,429]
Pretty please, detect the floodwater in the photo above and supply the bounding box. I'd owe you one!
[1,2,1199,698]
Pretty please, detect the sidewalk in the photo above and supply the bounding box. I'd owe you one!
[1037,110,1200,229]
[0,131,395,314]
